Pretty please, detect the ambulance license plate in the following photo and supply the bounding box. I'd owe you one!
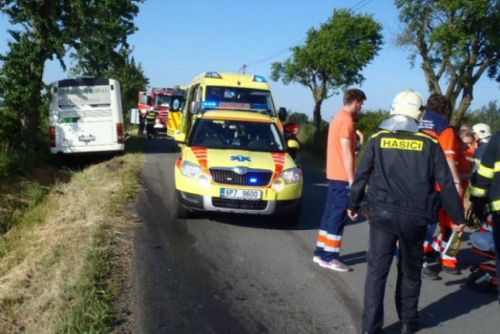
[220,188,262,200]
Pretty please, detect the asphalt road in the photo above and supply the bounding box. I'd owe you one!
[132,138,500,334]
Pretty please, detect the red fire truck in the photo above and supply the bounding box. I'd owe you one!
[138,87,185,137]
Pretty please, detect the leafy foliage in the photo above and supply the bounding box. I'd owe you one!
[271,9,383,142]
[356,109,390,140]
[287,112,310,124]
[461,100,500,132]
[297,109,389,163]
[108,56,149,126]
[395,0,500,124]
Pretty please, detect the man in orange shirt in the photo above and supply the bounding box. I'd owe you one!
[313,88,366,272]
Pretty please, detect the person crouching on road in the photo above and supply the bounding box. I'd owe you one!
[312,88,366,272]
[348,90,466,334]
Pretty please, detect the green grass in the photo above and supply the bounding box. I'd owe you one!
[57,153,144,333]
[0,181,51,233]
[60,225,113,334]
[0,151,144,333]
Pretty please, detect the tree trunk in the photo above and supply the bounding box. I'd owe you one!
[452,89,472,126]
[23,54,46,150]
[313,99,323,144]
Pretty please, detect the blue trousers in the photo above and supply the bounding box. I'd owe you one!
[314,180,349,262]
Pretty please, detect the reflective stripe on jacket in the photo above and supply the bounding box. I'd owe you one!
[470,132,500,212]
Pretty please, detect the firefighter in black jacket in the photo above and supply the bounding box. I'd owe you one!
[348,90,465,334]
[469,131,500,304]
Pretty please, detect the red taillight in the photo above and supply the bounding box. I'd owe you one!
[116,123,124,144]
[49,126,56,147]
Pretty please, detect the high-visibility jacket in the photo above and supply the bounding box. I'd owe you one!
[470,132,500,212]
[472,139,491,172]
[146,110,157,121]
[349,129,465,225]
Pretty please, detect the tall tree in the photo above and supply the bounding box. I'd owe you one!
[270,9,383,141]
[105,52,149,119]
[395,0,500,125]
[0,0,143,150]
[69,0,141,76]
[465,100,500,131]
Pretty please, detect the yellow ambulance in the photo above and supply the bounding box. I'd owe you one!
[173,73,302,223]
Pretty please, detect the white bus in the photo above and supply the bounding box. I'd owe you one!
[49,77,125,155]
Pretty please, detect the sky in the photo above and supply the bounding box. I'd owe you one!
[0,0,498,121]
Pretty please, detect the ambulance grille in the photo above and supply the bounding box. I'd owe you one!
[209,168,273,186]
[212,198,267,210]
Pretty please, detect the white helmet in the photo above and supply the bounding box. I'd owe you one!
[390,90,424,121]
[472,123,492,140]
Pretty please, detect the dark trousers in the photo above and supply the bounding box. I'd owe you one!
[138,116,145,136]
[362,209,428,333]
[493,212,500,297]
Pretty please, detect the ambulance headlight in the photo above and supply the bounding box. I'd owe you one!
[281,167,302,184]
[181,161,201,178]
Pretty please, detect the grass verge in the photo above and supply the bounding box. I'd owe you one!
[0,141,144,333]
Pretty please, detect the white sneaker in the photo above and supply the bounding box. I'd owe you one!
[313,256,322,264]
[318,258,351,272]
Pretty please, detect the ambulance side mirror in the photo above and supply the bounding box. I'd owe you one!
[190,101,200,114]
[278,107,287,122]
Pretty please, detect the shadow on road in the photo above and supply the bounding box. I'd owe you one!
[142,136,180,154]
[384,283,497,333]
[195,212,315,231]
[380,244,499,333]
[340,251,368,266]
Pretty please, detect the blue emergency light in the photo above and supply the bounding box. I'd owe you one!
[251,103,268,110]
[201,100,218,109]
[253,75,267,83]
[249,177,258,184]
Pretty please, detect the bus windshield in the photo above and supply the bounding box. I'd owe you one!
[203,86,276,116]
[190,119,285,152]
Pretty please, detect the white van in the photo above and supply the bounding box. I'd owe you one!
[49,77,125,154]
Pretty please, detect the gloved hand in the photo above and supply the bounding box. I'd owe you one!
[469,196,488,221]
